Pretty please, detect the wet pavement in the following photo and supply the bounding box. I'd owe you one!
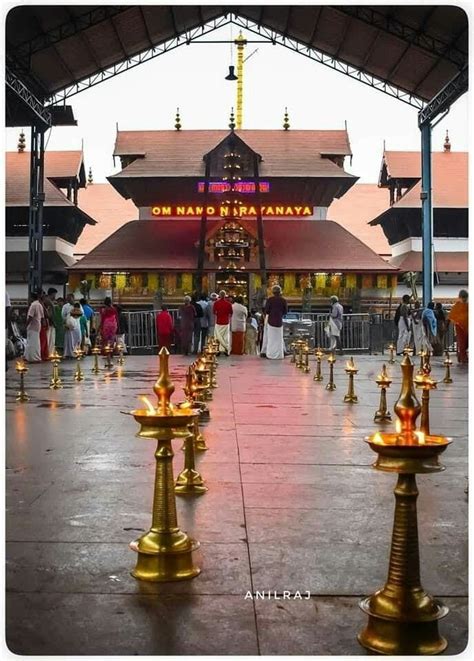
[5,352,468,655]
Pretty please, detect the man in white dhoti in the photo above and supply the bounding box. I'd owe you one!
[44,288,58,356]
[24,292,44,362]
[328,296,344,354]
[263,285,287,359]
[396,294,412,354]
[213,290,233,356]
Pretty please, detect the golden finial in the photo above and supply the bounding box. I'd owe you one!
[175,107,181,131]
[87,167,93,185]
[283,107,290,130]
[17,129,26,153]
[394,354,421,437]
[443,130,451,152]
[153,347,175,414]
[229,107,236,131]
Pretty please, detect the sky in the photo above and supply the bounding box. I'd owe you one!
[5,22,469,184]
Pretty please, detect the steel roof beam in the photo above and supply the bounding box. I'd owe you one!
[6,66,52,126]
[418,65,468,126]
[334,6,466,69]
[10,6,132,65]
[231,15,425,110]
[45,15,231,105]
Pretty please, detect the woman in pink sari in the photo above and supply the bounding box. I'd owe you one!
[99,297,119,351]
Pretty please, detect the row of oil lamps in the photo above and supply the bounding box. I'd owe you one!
[124,338,222,583]
[14,342,126,401]
[289,338,454,433]
[288,336,454,654]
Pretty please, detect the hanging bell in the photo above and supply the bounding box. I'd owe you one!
[225,65,238,81]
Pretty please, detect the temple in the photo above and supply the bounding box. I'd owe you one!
[69,126,397,310]
[371,133,468,300]
[6,140,96,300]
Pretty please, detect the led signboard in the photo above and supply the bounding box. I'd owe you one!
[197,181,270,193]
[150,205,313,218]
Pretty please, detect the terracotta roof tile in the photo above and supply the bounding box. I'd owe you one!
[390,251,468,272]
[112,129,354,178]
[328,184,391,256]
[6,150,84,207]
[74,184,137,256]
[70,219,396,273]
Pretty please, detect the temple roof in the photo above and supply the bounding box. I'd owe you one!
[328,184,390,256]
[74,184,137,256]
[390,251,468,272]
[111,129,354,179]
[70,219,397,273]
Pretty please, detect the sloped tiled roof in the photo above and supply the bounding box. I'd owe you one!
[70,219,396,273]
[112,129,354,178]
[6,151,84,207]
[328,184,391,256]
[390,251,468,272]
[74,183,137,256]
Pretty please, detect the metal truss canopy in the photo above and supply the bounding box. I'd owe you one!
[6,67,52,127]
[45,15,231,105]
[418,66,469,127]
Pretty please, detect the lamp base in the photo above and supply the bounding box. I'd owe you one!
[374,411,392,422]
[358,596,448,655]
[175,468,208,495]
[130,532,200,582]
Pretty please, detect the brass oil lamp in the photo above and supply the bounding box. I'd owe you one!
[442,350,453,384]
[49,349,63,389]
[73,346,85,382]
[313,347,324,382]
[374,364,392,422]
[103,343,114,369]
[358,355,451,655]
[200,351,217,388]
[91,345,101,374]
[175,402,208,496]
[415,372,437,435]
[290,341,297,364]
[403,344,413,357]
[15,358,30,402]
[387,343,396,364]
[302,344,311,374]
[325,353,336,391]
[183,366,210,424]
[343,357,358,403]
[296,340,305,369]
[194,360,212,401]
[126,348,201,582]
[423,350,432,375]
[417,349,427,375]
[116,342,125,365]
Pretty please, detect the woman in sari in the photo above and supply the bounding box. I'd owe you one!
[449,289,468,364]
[99,297,119,351]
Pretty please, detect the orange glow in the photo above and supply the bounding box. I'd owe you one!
[151,204,313,218]
[395,419,402,434]
[372,432,384,445]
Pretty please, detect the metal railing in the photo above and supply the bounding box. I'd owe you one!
[120,309,456,354]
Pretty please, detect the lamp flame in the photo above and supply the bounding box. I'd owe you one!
[415,431,426,445]
[395,419,402,434]
[372,432,384,445]
[141,396,156,415]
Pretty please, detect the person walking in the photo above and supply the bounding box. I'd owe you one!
[449,289,468,364]
[197,293,210,351]
[421,302,437,352]
[24,291,44,362]
[53,296,65,353]
[156,305,174,350]
[43,288,58,356]
[396,294,412,354]
[80,298,94,352]
[411,300,425,354]
[191,294,204,354]
[434,302,447,355]
[64,303,83,357]
[245,310,259,355]
[213,290,233,356]
[231,295,248,355]
[208,292,218,338]
[179,295,196,355]
[328,295,344,354]
[262,285,288,359]
[99,297,119,350]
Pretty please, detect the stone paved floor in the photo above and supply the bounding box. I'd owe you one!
[5,352,468,655]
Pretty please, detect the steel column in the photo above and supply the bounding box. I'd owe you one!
[28,124,45,297]
[253,153,267,286]
[420,122,433,305]
[196,156,211,292]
